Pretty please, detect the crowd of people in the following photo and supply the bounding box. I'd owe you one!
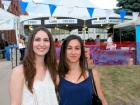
[9,26,108,105]
[85,34,117,50]
[0,31,116,62]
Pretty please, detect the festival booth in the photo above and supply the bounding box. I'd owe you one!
[113,17,140,64]
[0,8,18,45]
[0,8,19,65]
[88,11,137,65]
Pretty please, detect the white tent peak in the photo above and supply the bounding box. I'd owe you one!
[57,0,97,8]
[0,8,18,30]
[20,0,123,21]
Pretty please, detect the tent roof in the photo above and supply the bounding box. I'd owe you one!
[57,0,97,7]
[0,8,18,30]
[114,17,140,29]
[22,0,121,21]
[0,8,16,19]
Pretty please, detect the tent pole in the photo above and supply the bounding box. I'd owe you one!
[83,20,86,46]
[120,29,122,45]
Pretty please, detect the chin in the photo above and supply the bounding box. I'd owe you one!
[69,60,79,63]
[35,52,47,56]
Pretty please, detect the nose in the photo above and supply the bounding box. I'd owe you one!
[40,40,45,46]
[71,48,76,54]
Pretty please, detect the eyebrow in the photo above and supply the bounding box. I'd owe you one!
[34,37,49,39]
[67,45,80,47]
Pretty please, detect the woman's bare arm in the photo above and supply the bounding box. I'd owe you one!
[9,65,24,105]
[92,69,108,105]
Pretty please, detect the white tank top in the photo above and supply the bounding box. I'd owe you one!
[21,71,58,105]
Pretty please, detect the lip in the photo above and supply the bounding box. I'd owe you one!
[37,48,46,51]
[70,56,77,58]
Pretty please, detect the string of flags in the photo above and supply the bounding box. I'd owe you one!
[87,7,94,18]
[20,1,28,14]
[48,4,57,16]
[19,0,126,20]
[119,10,126,22]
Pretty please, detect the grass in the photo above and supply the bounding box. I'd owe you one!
[96,65,140,105]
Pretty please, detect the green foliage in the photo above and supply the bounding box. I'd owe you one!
[132,3,140,11]
[137,0,140,3]
[116,0,140,15]
[128,0,136,3]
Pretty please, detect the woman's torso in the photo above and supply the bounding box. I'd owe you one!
[58,72,93,105]
[22,71,58,105]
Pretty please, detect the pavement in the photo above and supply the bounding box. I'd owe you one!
[0,49,20,105]
[0,60,12,105]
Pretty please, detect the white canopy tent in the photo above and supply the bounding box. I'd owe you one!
[113,17,140,29]
[114,17,140,65]
[0,8,18,30]
[0,8,20,46]
[20,0,121,22]
[53,0,120,20]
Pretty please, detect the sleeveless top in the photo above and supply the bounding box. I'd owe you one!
[21,71,58,105]
[58,72,94,105]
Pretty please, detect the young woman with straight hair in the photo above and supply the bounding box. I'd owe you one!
[57,35,108,105]
[9,26,58,105]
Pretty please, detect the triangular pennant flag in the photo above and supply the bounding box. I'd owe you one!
[48,4,57,16]
[20,1,28,14]
[87,7,94,18]
[119,10,126,22]
[132,12,139,20]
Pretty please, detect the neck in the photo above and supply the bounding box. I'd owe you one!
[68,62,81,73]
[35,56,46,72]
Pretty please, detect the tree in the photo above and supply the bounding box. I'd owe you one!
[115,0,140,15]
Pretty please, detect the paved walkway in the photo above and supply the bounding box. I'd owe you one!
[0,60,12,105]
[0,49,21,105]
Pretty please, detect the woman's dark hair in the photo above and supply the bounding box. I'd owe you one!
[58,35,88,78]
[22,26,57,93]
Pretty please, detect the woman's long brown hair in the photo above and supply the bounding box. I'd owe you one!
[22,26,57,93]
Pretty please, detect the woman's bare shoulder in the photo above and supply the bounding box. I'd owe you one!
[11,64,24,80]
[91,67,100,77]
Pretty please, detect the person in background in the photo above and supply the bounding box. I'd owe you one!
[18,35,26,61]
[57,35,108,105]
[54,38,61,48]
[106,34,116,50]
[0,36,5,59]
[54,38,61,64]
[9,27,58,105]
[95,35,100,48]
